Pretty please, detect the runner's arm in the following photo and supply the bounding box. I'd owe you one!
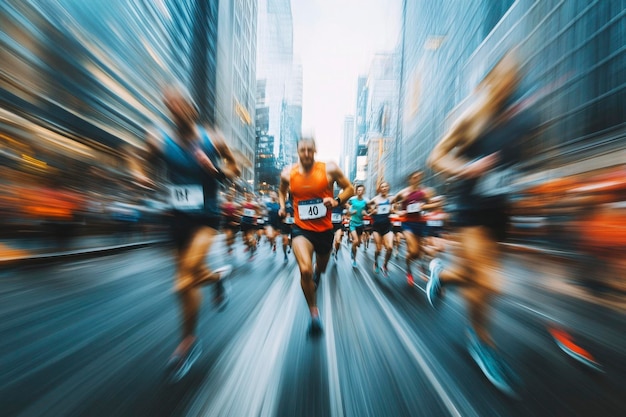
[327,161,354,208]
[208,127,241,179]
[278,167,290,216]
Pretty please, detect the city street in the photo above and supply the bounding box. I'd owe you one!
[1,237,625,417]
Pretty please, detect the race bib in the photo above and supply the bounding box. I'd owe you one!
[243,208,256,217]
[363,220,371,225]
[427,220,444,227]
[377,204,391,214]
[393,221,402,227]
[407,202,422,213]
[331,213,342,223]
[257,219,265,225]
[473,167,516,196]
[170,185,203,210]
[298,198,327,220]
[285,217,295,224]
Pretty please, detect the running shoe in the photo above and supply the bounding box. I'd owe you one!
[406,273,414,286]
[284,254,288,265]
[382,265,389,277]
[352,259,357,268]
[373,263,379,274]
[167,340,202,383]
[309,315,323,336]
[466,329,518,398]
[426,258,443,307]
[549,327,603,372]
[272,244,276,252]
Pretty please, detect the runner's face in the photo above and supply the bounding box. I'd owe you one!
[297,141,316,168]
[409,172,422,187]
[356,186,364,197]
[380,183,390,196]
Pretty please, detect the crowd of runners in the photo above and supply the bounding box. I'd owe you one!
[130,52,602,396]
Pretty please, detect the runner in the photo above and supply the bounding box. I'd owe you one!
[278,137,354,334]
[426,52,533,396]
[240,191,260,260]
[279,197,294,264]
[132,86,239,381]
[369,181,394,276]
[390,205,404,259]
[265,191,282,253]
[220,190,240,255]
[392,171,432,285]
[362,212,373,252]
[331,202,345,260]
[348,184,368,268]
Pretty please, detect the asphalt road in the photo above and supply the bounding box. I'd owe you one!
[1,236,625,417]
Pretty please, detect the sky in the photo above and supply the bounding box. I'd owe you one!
[291,0,402,161]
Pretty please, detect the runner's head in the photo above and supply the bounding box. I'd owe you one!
[245,191,253,202]
[269,191,278,202]
[355,184,365,197]
[226,191,235,202]
[297,137,316,169]
[378,181,390,196]
[163,85,198,132]
[408,170,422,187]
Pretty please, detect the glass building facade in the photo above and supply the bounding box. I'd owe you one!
[396,0,625,189]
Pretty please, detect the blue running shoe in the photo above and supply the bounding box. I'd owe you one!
[284,254,288,265]
[309,316,323,337]
[374,263,379,274]
[466,329,519,398]
[167,340,202,383]
[426,258,443,307]
[352,260,357,268]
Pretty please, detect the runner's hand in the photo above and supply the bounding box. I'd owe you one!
[278,207,286,218]
[461,152,500,179]
[323,197,336,208]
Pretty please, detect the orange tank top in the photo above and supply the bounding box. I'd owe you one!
[290,162,333,232]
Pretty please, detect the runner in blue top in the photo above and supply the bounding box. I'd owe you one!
[348,184,368,268]
[265,191,282,253]
[131,86,240,382]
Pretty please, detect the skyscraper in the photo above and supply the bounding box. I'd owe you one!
[256,0,301,179]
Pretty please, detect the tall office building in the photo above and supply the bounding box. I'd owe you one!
[353,76,368,183]
[341,115,355,177]
[397,0,625,189]
[363,52,400,194]
[216,0,257,183]
[0,0,222,195]
[256,0,301,180]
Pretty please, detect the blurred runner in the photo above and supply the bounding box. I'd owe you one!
[240,191,260,260]
[392,171,431,285]
[133,86,239,382]
[331,201,345,260]
[220,190,240,255]
[427,52,535,396]
[369,181,394,276]
[348,184,368,268]
[279,198,294,264]
[279,137,353,335]
[264,191,282,253]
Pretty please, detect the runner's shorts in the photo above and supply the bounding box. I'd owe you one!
[291,225,334,255]
[349,224,364,235]
[401,221,426,237]
[372,221,392,236]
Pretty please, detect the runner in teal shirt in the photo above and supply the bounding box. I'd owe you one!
[348,184,368,267]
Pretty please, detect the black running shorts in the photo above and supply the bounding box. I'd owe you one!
[291,225,334,255]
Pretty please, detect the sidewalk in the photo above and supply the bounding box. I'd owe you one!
[0,233,170,267]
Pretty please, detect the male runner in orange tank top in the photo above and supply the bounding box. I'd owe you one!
[278,137,354,335]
